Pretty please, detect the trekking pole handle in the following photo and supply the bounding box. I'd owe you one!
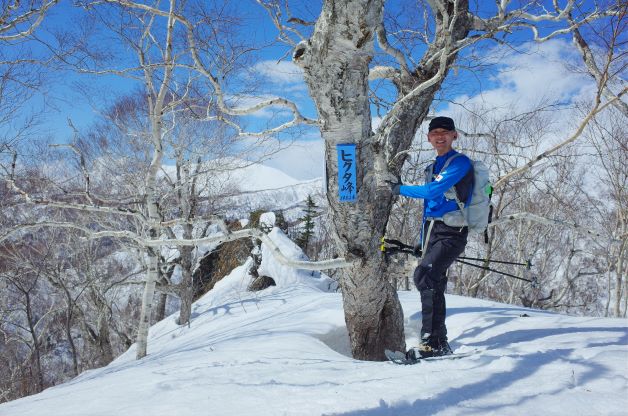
[383,238,413,250]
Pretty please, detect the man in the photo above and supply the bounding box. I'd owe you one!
[391,116,473,358]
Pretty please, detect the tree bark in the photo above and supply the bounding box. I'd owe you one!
[135,0,176,359]
[178,244,194,325]
[292,0,406,360]
[25,293,44,392]
[294,0,471,360]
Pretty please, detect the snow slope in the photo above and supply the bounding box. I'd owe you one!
[157,159,324,218]
[2,229,627,416]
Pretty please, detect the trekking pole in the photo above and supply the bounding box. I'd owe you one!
[457,256,532,269]
[380,237,537,285]
[455,258,537,284]
[382,238,413,250]
[381,238,531,267]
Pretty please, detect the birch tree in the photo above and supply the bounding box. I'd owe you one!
[252,0,624,360]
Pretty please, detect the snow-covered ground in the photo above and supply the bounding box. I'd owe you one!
[2,229,627,416]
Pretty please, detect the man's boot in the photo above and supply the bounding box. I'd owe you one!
[429,336,452,357]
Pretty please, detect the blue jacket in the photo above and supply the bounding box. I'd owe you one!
[398,149,472,219]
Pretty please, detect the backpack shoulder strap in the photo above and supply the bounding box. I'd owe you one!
[441,152,463,171]
[442,153,469,214]
[425,161,435,183]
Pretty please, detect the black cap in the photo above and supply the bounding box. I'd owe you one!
[428,116,455,132]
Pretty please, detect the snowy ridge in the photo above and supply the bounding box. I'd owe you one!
[1,229,627,416]
[225,178,323,217]
[159,159,324,216]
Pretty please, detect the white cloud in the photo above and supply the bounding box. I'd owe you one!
[447,39,593,116]
[261,133,325,180]
[429,38,599,150]
[227,60,310,118]
[252,60,306,89]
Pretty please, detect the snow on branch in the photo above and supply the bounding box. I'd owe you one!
[0,222,145,245]
[142,228,353,271]
[471,1,621,43]
[205,96,318,138]
[368,65,400,81]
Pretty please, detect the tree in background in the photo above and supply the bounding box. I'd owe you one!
[583,108,627,317]
[295,194,319,255]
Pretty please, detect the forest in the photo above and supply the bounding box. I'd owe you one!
[0,0,625,402]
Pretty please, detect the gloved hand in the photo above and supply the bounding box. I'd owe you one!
[413,243,422,257]
[385,175,403,196]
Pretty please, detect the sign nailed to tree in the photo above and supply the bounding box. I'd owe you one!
[337,143,357,202]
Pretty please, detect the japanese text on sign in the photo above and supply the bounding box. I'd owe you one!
[336,144,357,202]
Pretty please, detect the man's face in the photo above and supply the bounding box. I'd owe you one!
[427,128,457,155]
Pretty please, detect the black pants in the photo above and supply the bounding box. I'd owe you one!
[413,221,467,340]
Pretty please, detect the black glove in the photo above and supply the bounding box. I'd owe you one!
[413,243,422,257]
[386,175,403,196]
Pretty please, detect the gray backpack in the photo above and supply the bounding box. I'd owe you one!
[427,154,493,235]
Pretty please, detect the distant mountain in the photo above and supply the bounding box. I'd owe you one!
[178,159,326,218]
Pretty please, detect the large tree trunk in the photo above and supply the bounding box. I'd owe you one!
[294,0,403,361]
[294,0,470,360]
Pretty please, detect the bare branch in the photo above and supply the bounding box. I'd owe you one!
[256,0,305,45]
[94,0,317,136]
[567,6,628,117]
[490,212,620,243]
[375,23,410,76]
[0,222,353,271]
[0,0,59,41]
[494,88,626,188]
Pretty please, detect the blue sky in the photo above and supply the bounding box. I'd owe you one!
[4,0,604,179]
